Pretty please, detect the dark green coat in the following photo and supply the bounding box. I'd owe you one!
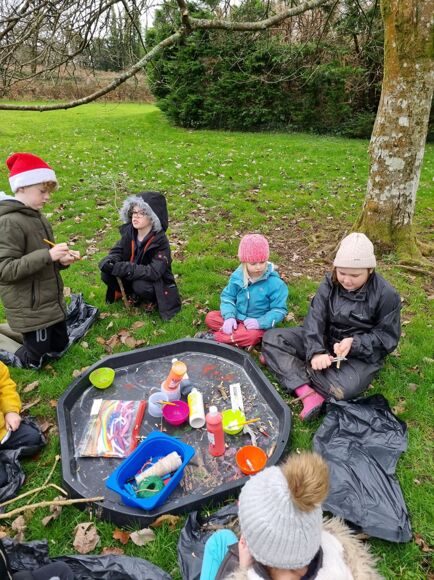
[0,197,66,333]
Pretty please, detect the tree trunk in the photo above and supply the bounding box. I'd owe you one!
[357,0,434,257]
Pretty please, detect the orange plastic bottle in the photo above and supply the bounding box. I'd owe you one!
[162,359,187,392]
[206,406,225,457]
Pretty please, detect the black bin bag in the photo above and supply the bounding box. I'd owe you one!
[3,538,172,580]
[178,503,239,580]
[313,394,412,543]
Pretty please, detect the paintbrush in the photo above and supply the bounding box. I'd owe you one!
[228,417,260,429]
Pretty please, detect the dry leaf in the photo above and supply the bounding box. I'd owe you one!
[131,321,145,330]
[12,515,26,542]
[0,525,8,539]
[101,546,125,556]
[39,420,54,434]
[42,498,63,526]
[23,380,39,393]
[150,514,180,530]
[73,522,100,554]
[407,383,418,392]
[414,533,433,553]
[96,337,107,345]
[285,312,295,322]
[81,341,89,349]
[21,398,41,412]
[99,312,111,319]
[63,286,72,297]
[113,528,130,545]
[72,366,89,378]
[130,528,155,546]
[49,399,57,408]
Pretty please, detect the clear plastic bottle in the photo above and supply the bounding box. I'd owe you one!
[188,388,205,428]
[206,406,225,456]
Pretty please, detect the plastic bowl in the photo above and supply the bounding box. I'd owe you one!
[162,400,189,426]
[236,445,267,475]
[89,367,115,389]
[222,409,246,435]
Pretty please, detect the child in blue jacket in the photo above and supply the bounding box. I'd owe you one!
[203,234,288,348]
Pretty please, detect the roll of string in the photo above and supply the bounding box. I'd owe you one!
[136,475,164,498]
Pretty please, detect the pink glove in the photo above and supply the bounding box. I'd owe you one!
[244,318,260,330]
[222,318,237,335]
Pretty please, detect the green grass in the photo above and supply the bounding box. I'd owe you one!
[0,103,433,579]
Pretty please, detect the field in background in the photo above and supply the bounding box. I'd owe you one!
[4,69,153,102]
[0,103,433,579]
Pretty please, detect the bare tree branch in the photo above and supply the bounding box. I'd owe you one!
[0,0,330,111]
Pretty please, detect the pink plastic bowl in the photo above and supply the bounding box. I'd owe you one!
[162,400,189,426]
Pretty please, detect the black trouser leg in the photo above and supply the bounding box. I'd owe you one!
[262,326,311,392]
[15,321,68,366]
[131,279,156,303]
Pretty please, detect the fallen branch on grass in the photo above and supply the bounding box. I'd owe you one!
[0,496,104,520]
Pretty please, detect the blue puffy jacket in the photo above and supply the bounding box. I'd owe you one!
[220,264,288,330]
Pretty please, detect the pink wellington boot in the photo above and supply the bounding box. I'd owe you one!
[294,384,325,421]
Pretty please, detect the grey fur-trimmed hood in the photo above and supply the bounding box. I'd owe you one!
[119,194,162,232]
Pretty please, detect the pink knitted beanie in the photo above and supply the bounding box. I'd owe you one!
[238,234,269,263]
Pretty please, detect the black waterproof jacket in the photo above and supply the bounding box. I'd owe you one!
[103,223,181,320]
[303,272,401,365]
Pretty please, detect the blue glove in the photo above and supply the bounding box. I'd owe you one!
[244,318,260,330]
[222,318,237,335]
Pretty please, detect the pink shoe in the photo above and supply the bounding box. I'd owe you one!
[294,385,325,421]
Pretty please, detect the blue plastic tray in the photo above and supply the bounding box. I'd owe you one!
[106,432,195,510]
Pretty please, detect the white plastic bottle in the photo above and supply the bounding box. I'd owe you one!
[188,388,205,428]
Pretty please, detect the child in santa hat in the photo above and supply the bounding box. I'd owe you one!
[0,153,80,367]
[261,233,401,420]
[200,234,288,348]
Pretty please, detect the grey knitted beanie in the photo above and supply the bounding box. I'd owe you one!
[238,465,322,570]
[333,232,376,269]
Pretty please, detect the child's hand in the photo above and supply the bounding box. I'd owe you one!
[222,318,237,334]
[5,412,21,432]
[334,337,353,358]
[244,318,259,330]
[49,243,70,262]
[59,249,81,266]
[238,535,253,569]
[311,353,333,370]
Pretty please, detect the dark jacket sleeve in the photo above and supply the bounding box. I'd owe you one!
[128,250,169,282]
[303,278,330,362]
[350,286,401,363]
[107,239,125,262]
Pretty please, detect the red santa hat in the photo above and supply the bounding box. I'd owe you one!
[7,152,58,193]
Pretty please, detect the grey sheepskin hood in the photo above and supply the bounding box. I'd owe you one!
[119,194,162,232]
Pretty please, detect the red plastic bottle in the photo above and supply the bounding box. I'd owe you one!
[206,406,225,457]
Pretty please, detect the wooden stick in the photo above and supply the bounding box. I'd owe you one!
[0,496,105,520]
[43,238,56,247]
[0,483,67,509]
[26,454,61,505]
[116,276,131,311]
[157,400,177,406]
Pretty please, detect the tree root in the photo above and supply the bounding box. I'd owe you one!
[0,496,104,520]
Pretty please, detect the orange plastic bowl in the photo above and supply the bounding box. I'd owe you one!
[236,445,267,475]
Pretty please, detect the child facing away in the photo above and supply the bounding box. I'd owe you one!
[262,233,401,421]
[202,234,288,348]
[0,153,80,367]
[0,362,44,489]
[200,452,381,580]
[98,192,181,321]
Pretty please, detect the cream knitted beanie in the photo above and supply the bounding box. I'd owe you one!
[333,232,376,269]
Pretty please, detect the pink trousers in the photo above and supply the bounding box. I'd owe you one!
[205,311,265,348]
